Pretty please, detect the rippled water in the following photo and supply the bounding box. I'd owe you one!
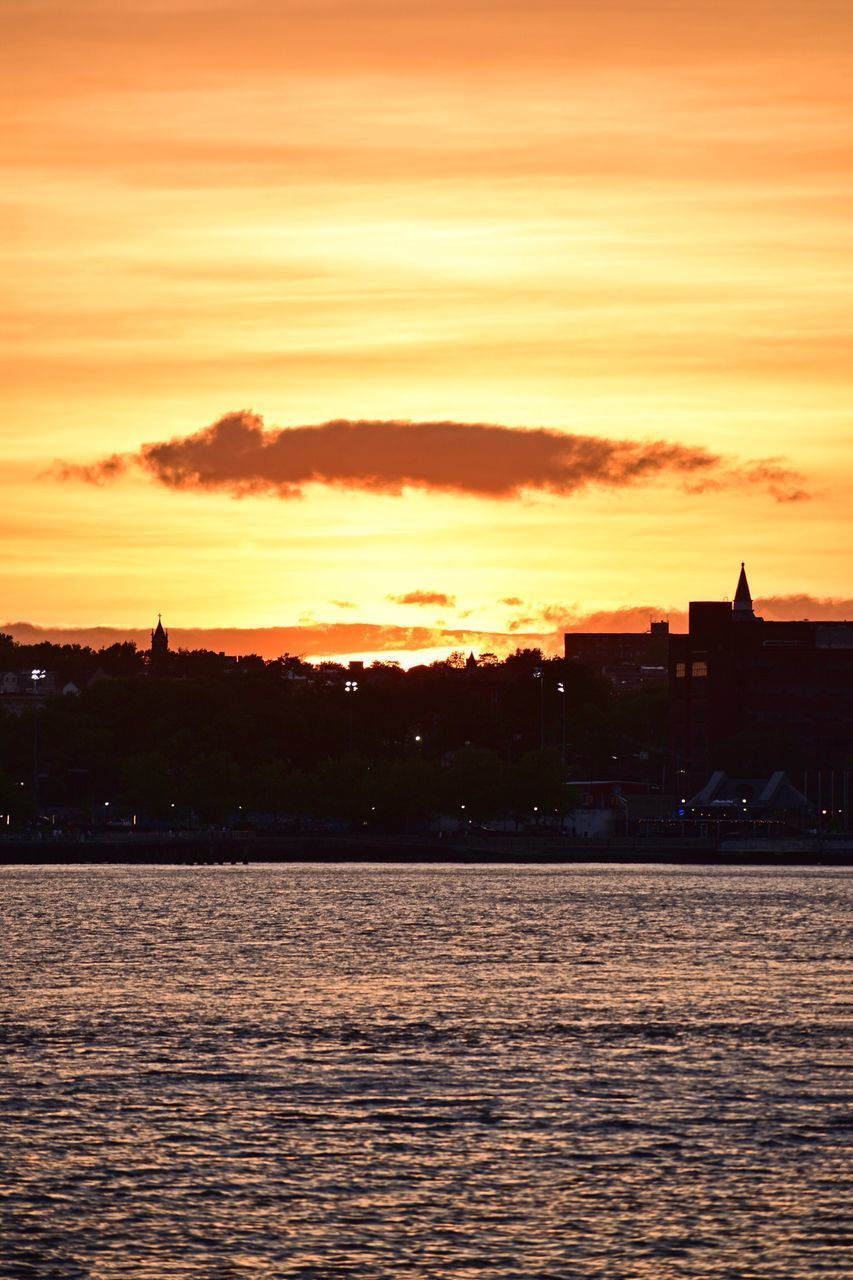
[1,864,850,1278]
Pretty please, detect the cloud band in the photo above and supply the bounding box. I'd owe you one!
[57,410,807,503]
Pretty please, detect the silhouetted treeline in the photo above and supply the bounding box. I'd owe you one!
[0,635,668,825]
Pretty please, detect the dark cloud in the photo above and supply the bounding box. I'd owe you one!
[388,590,457,607]
[56,410,808,502]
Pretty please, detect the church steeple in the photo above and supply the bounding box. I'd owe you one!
[151,613,168,648]
[733,563,754,620]
[150,614,169,670]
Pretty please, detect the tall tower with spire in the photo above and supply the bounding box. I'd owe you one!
[732,562,755,622]
[150,614,169,673]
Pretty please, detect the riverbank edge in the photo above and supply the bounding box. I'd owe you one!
[2,834,851,866]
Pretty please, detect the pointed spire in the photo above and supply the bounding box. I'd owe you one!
[151,614,169,650]
[733,562,754,619]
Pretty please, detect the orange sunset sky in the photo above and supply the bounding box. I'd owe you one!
[2,0,852,664]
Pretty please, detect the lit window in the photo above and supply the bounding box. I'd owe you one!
[692,660,708,677]
[676,663,686,678]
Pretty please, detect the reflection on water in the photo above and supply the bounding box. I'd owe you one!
[1,864,849,1278]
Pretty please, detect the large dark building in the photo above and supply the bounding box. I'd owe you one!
[670,565,853,791]
[564,619,669,688]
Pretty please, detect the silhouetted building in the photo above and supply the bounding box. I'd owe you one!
[564,619,669,688]
[685,771,813,827]
[670,565,853,790]
[1,670,59,695]
[0,669,60,716]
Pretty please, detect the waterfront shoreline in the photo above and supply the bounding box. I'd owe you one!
[2,833,851,866]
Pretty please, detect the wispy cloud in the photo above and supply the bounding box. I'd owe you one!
[538,605,688,634]
[0,619,535,662]
[757,594,853,622]
[512,595,853,639]
[7,595,849,666]
[56,410,808,503]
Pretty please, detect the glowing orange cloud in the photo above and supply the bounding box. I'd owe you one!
[389,590,457,607]
[59,411,807,502]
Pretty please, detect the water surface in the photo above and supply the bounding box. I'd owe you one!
[1,864,850,1278]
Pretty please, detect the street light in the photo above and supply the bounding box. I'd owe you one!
[556,681,566,762]
[344,679,358,751]
[31,669,46,822]
[532,668,544,750]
